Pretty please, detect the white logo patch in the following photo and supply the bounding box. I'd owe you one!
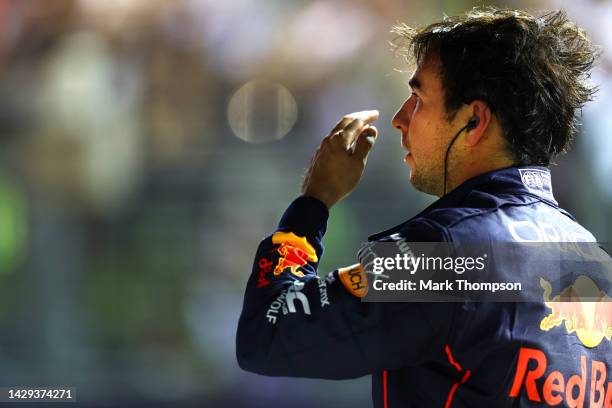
[518,169,554,200]
[266,281,311,324]
[285,281,311,315]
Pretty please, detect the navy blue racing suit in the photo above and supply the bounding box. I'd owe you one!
[236,166,612,407]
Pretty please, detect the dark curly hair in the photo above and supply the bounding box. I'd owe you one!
[392,8,599,165]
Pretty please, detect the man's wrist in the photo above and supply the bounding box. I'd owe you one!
[302,188,336,209]
[278,196,329,242]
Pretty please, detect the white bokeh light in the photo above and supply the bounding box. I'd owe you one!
[227,80,298,144]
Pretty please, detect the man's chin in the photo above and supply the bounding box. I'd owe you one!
[408,170,426,193]
[410,170,440,197]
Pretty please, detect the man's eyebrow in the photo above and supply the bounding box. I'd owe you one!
[408,76,423,93]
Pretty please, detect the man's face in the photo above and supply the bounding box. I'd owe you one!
[392,56,456,196]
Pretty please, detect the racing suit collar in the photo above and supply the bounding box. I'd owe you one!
[368,165,556,241]
[427,165,557,212]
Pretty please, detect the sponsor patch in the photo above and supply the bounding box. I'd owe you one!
[256,257,274,288]
[509,347,611,406]
[518,168,554,200]
[266,281,311,324]
[271,232,318,278]
[540,276,612,348]
[318,278,330,307]
[338,263,368,298]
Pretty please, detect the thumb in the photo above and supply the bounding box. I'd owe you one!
[353,125,378,160]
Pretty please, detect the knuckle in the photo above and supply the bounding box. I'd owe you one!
[349,118,363,128]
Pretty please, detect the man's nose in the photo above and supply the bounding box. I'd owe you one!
[391,96,415,133]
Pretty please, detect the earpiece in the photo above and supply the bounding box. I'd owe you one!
[466,116,480,130]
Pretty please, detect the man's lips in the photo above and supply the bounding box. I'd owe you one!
[403,144,411,163]
[403,143,411,157]
[402,134,411,163]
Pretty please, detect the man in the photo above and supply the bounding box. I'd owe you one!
[236,8,611,407]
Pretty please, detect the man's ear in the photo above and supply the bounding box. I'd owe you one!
[465,100,491,147]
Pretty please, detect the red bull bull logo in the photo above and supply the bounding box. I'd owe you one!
[540,276,612,348]
[271,232,318,278]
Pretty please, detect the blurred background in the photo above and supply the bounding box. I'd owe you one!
[0,0,609,407]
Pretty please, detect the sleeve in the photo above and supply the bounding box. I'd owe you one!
[236,196,454,379]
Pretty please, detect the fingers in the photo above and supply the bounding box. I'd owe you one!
[347,110,379,125]
[353,125,378,161]
[331,118,363,149]
[330,117,353,136]
[330,110,379,134]
[329,110,379,150]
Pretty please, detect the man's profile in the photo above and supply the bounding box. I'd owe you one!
[236,7,611,407]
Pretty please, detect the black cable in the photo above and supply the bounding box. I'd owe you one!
[442,122,472,196]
